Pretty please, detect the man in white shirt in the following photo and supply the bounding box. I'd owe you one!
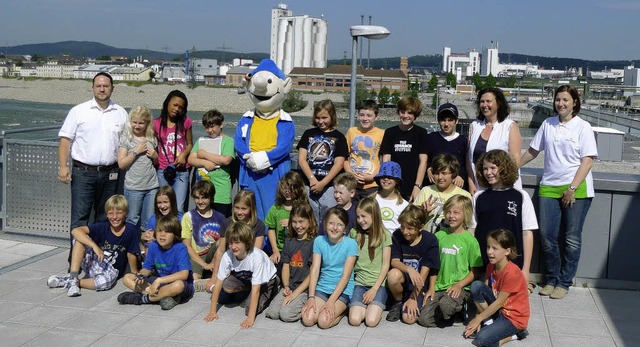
[58,72,128,258]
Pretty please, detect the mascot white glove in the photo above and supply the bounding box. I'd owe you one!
[243,151,271,173]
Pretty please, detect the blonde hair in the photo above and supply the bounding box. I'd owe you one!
[287,203,317,240]
[232,190,258,227]
[354,197,385,249]
[105,194,128,213]
[442,195,473,229]
[124,106,156,144]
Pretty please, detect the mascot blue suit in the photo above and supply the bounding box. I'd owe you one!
[234,59,295,220]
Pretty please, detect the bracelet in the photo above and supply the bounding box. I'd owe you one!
[414,183,422,189]
[132,151,139,158]
[308,296,315,299]
[283,284,290,288]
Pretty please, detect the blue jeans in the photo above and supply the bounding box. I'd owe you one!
[157,169,190,214]
[470,281,519,347]
[538,197,592,289]
[307,185,335,224]
[70,166,119,230]
[349,285,388,308]
[124,187,157,230]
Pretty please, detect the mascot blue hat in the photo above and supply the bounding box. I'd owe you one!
[249,59,286,80]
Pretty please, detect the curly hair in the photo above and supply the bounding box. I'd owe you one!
[274,171,307,207]
[476,87,510,122]
[475,149,519,188]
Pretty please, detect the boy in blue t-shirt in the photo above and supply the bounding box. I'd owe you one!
[386,205,440,324]
[118,215,194,310]
[47,195,140,297]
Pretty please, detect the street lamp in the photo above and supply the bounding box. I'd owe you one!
[349,25,391,128]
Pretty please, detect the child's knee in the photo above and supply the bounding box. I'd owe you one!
[387,268,403,285]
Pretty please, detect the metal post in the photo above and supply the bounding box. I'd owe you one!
[349,37,358,128]
[359,15,364,67]
[367,16,372,69]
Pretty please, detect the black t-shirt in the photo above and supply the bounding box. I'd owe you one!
[297,127,348,183]
[425,131,469,189]
[474,188,524,268]
[391,229,440,277]
[380,125,429,199]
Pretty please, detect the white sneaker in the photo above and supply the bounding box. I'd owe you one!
[67,278,81,297]
[47,274,70,288]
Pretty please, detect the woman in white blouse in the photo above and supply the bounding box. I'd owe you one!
[467,87,522,194]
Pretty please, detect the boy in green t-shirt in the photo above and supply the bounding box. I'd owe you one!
[188,109,235,217]
[418,195,483,327]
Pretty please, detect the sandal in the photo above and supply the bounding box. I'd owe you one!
[528,282,537,294]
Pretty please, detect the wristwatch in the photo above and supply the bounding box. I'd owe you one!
[569,185,577,191]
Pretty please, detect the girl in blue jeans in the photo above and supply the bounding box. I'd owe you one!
[464,229,529,347]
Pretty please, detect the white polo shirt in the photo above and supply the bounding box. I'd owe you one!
[59,98,128,166]
[528,115,598,197]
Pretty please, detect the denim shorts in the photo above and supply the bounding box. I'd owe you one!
[316,290,350,305]
[349,285,388,309]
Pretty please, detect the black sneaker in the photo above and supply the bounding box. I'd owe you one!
[386,302,403,322]
[117,291,142,305]
[516,330,529,340]
[160,295,181,310]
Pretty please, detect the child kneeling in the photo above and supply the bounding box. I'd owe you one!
[204,221,279,329]
[118,216,194,310]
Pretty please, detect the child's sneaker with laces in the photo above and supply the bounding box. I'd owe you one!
[160,295,181,310]
[386,302,403,322]
[117,292,143,305]
[67,278,81,297]
[47,274,71,288]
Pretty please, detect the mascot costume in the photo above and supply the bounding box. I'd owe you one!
[234,59,295,220]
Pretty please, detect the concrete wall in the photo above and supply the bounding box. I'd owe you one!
[522,168,640,289]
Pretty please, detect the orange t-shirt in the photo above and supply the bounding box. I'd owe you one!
[486,261,530,330]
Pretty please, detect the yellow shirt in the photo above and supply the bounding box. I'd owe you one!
[249,115,280,152]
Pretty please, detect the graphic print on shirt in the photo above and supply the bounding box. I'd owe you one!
[350,135,379,174]
[507,201,518,217]
[380,207,395,224]
[163,131,184,160]
[393,140,412,153]
[102,241,126,267]
[290,249,304,267]
[307,135,336,177]
[441,243,463,256]
[194,221,222,248]
[403,258,420,271]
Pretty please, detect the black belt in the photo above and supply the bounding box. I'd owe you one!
[72,160,118,172]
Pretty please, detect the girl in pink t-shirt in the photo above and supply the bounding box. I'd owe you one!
[154,90,193,213]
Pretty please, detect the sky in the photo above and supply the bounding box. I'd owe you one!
[1,0,639,61]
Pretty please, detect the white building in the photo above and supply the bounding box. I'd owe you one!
[270,3,328,75]
[73,65,118,79]
[442,47,480,82]
[481,42,500,77]
[624,66,640,87]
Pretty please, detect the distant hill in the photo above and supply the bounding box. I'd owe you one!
[3,41,268,62]
[4,41,638,72]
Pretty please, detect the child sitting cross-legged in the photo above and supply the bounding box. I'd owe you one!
[118,215,194,310]
[47,195,140,297]
[204,221,279,329]
[418,195,483,327]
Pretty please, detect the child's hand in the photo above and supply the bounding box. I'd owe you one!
[174,152,187,167]
[403,298,419,317]
[279,219,289,228]
[320,301,336,321]
[423,196,437,213]
[203,312,219,322]
[203,262,215,271]
[410,186,420,203]
[446,283,463,299]
[353,172,366,185]
[407,268,424,291]
[197,149,208,159]
[464,317,482,338]
[270,250,281,264]
[362,287,376,305]
[204,161,217,171]
[142,230,155,242]
[283,286,292,296]
[282,292,298,306]
[301,297,315,316]
[453,175,464,188]
[423,288,435,306]
[149,280,161,296]
[427,168,435,184]
[93,245,104,262]
[240,318,254,329]
[310,179,326,194]
[134,142,146,157]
